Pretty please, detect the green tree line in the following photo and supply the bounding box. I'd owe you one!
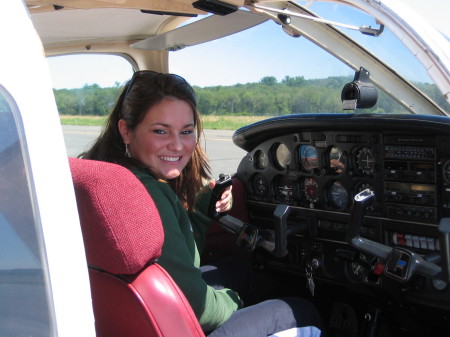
[54,76,449,116]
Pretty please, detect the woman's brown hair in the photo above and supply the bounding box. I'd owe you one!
[81,71,211,211]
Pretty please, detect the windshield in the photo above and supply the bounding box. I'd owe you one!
[47,0,450,120]
[397,0,450,40]
[170,0,450,115]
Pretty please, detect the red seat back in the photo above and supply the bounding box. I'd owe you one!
[69,157,205,337]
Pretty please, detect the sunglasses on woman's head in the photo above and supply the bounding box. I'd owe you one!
[122,70,196,107]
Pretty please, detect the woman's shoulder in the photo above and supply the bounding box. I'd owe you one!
[131,167,176,199]
[130,167,184,220]
[131,166,156,183]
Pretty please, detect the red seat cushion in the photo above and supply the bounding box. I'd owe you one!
[69,157,164,274]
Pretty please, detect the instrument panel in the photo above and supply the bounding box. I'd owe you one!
[247,131,383,213]
[233,114,450,309]
[234,115,450,226]
[240,129,447,225]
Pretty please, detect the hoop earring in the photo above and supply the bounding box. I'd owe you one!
[125,144,131,158]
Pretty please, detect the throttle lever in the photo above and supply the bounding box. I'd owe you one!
[349,190,445,282]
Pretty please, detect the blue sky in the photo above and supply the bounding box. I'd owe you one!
[47,17,356,89]
[47,1,448,89]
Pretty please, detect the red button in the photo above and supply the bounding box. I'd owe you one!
[373,262,385,275]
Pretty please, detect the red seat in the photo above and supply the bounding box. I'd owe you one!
[69,157,205,337]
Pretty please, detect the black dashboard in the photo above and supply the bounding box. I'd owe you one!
[233,113,450,312]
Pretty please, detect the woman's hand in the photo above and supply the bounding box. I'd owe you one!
[209,179,233,213]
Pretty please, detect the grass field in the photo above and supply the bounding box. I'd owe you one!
[59,115,271,130]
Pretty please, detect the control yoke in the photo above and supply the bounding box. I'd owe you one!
[209,174,306,257]
[349,189,449,283]
[273,204,290,258]
[346,189,392,259]
[216,204,306,258]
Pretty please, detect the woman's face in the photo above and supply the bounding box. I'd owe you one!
[120,97,197,180]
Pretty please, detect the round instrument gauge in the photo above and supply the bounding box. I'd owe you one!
[251,173,269,197]
[328,146,346,174]
[443,160,450,184]
[346,252,369,282]
[299,145,318,172]
[350,261,365,278]
[274,176,296,204]
[302,177,319,203]
[254,150,268,169]
[272,143,291,170]
[328,181,349,209]
[355,147,375,175]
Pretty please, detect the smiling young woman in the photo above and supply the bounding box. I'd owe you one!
[81,70,210,211]
[81,71,324,337]
[118,97,197,181]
